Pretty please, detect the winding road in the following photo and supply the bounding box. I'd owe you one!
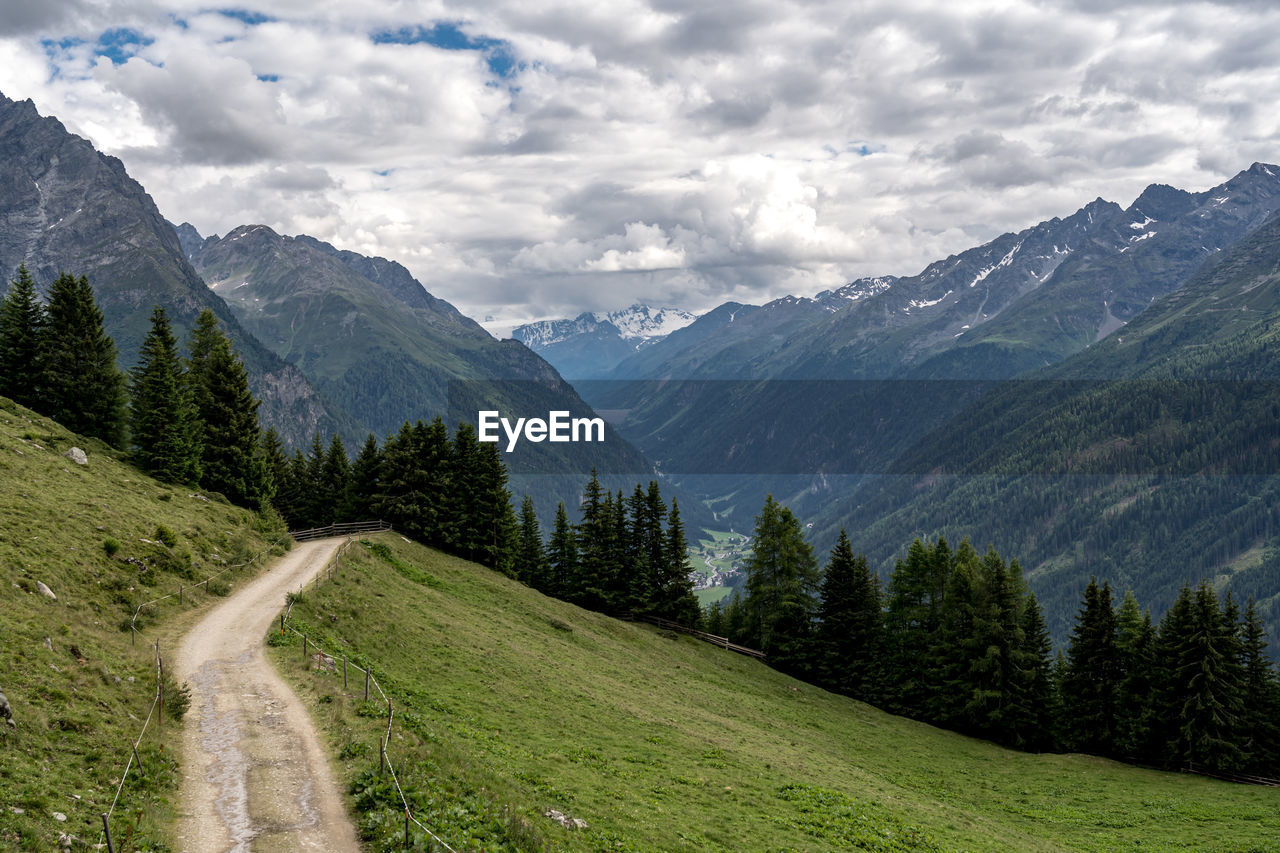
[173,538,360,853]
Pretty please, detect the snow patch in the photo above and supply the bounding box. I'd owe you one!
[1128,230,1156,244]
[967,241,1022,288]
[908,290,952,310]
[1129,216,1155,230]
[1213,196,1230,205]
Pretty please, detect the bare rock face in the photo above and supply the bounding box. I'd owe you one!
[62,446,87,465]
[0,91,352,447]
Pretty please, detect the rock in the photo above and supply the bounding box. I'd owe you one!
[52,811,66,821]
[42,637,53,651]
[35,581,56,600]
[544,809,588,830]
[0,690,13,728]
[62,447,87,465]
[9,807,23,814]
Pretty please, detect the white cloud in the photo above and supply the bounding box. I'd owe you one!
[1,0,1277,331]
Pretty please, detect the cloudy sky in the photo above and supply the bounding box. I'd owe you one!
[1,0,1277,334]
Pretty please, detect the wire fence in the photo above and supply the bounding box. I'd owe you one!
[620,613,767,660]
[93,524,386,851]
[280,534,460,852]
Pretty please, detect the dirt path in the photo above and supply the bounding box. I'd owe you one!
[173,538,360,853]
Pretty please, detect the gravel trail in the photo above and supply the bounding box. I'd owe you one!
[173,538,359,853]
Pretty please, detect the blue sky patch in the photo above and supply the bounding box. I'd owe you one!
[215,8,275,26]
[257,74,279,82]
[371,21,518,78]
[94,28,154,65]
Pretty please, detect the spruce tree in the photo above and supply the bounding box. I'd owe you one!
[1114,590,1157,761]
[816,529,883,702]
[0,263,46,408]
[549,501,578,600]
[743,495,819,675]
[346,434,381,520]
[130,306,201,483]
[1009,592,1055,751]
[1239,599,1280,773]
[187,309,267,507]
[516,495,551,589]
[575,469,608,609]
[1063,578,1120,755]
[1173,582,1244,771]
[42,272,126,445]
[260,428,292,519]
[320,434,351,526]
[661,498,701,625]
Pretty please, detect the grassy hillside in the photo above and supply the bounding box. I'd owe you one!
[273,534,1280,852]
[0,395,287,851]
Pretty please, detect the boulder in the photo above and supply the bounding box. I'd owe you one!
[62,447,87,465]
[35,581,56,600]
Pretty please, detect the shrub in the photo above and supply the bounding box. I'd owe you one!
[103,537,121,557]
[154,524,178,547]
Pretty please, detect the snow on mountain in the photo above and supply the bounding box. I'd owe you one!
[513,304,697,350]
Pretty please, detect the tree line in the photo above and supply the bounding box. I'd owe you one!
[0,265,269,506]
[708,494,1280,775]
[268,433,701,624]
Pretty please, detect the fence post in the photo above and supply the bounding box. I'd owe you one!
[102,814,115,853]
[405,808,410,847]
[280,613,285,636]
[130,623,135,646]
[364,668,370,701]
[133,745,145,778]
[303,635,308,661]
[179,584,183,604]
[343,656,348,691]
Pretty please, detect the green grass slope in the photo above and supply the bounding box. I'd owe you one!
[273,534,1280,852]
[0,395,288,851]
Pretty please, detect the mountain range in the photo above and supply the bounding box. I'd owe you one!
[512,304,697,379]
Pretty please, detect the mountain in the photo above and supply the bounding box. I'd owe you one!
[177,222,681,527]
[583,166,1280,505]
[818,208,1280,641]
[512,304,697,379]
[0,92,350,446]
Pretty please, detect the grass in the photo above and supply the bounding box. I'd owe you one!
[272,533,1280,852]
[0,395,288,851]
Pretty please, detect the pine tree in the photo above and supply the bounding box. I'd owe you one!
[816,529,883,702]
[516,495,551,589]
[661,498,701,625]
[1172,582,1245,771]
[884,537,951,718]
[930,539,981,730]
[260,428,291,519]
[1063,578,1120,755]
[1113,590,1157,761]
[42,272,126,445]
[130,306,201,483]
[548,501,578,600]
[0,263,46,408]
[186,309,267,507]
[1009,592,1055,751]
[346,434,381,520]
[743,495,819,675]
[1239,599,1280,773]
[319,434,351,526]
[575,469,609,609]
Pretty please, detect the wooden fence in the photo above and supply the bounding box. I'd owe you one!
[290,520,392,542]
[623,613,767,660]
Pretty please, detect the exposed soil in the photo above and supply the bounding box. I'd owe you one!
[173,538,360,853]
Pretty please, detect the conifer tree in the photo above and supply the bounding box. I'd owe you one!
[661,498,701,626]
[816,529,883,702]
[130,306,202,483]
[1114,590,1157,760]
[260,428,293,520]
[319,434,351,526]
[930,539,981,729]
[743,495,819,675]
[1063,578,1120,755]
[0,263,46,408]
[575,469,609,609]
[1172,582,1244,770]
[345,434,381,520]
[1239,599,1280,773]
[549,501,578,600]
[42,272,127,445]
[1009,592,1055,750]
[516,495,551,589]
[186,309,268,507]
